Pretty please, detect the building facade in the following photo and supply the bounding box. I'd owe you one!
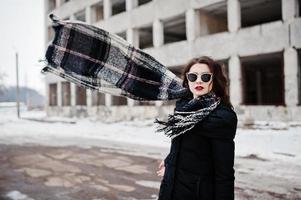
[45,0,301,123]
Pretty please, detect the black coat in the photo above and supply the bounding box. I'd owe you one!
[158,100,238,200]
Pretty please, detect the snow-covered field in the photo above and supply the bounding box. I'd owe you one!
[1,107,301,199]
[0,107,301,163]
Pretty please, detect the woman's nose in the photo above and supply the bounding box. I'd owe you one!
[195,76,202,83]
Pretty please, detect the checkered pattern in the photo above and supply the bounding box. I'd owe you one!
[41,14,190,101]
[154,91,221,138]
[41,15,222,139]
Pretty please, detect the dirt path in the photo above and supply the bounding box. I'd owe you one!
[0,144,300,200]
[0,145,161,200]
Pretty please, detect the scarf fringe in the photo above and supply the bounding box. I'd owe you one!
[154,97,221,139]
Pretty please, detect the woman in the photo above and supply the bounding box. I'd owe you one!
[156,56,238,200]
[43,17,237,199]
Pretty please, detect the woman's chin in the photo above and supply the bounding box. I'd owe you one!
[194,90,208,97]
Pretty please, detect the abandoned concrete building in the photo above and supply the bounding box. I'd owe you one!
[45,0,301,123]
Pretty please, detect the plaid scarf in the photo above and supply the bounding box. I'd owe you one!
[41,14,190,101]
[41,15,221,139]
[154,91,221,139]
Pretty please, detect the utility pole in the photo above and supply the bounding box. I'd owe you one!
[24,71,29,109]
[16,52,20,118]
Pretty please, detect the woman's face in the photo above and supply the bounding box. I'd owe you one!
[187,63,213,98]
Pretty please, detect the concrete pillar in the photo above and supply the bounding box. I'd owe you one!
[282,0,299,22]
[127,98,135,106]
[153,19,164,47]
[104,0,112,19]
[55,0,62,8]
[126,0,138,11]
[227,0,241,32]
[295,0,301,17]
[105,94,112,106]
[70,14,76,20]
[70,83,76,106]
[284,48,299,106]
[45,0,49,13]
[86,89,93,107]
[57,81,62,106]
[85,5,92,24]
[45,82,50,109]
[126,28,139,48]
[185,9,201,41]
[229,55,242,106]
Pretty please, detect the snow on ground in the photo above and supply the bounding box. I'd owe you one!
[0,107,169,146]
[5,190,34,200]
[0,107,301,163]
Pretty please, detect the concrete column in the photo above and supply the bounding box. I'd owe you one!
[153,19,164,47]
[185,9,201,41]
[126,28,139,48]
[70,14,76,20]
[45,0,49,13]
[70,83,76,106]
[284,48,299,106]
[57,81,62,106]
[295,0,301,17]
[105,94,112,106]
[282,0,299,22]
[104,0,112,19]
[85,5,92,24]
[227,0,241,32]
[87,89,93,107]
[127,98,135,106]
[229,55,242,106]
[55,0,62,8]
[45,82,50,109]
[126,0,138,11]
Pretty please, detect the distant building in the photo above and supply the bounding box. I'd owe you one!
[44,0,301,122]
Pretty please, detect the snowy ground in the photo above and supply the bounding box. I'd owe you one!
[0,107,301,199]
[0,108,170,159]
[1,108,301,163]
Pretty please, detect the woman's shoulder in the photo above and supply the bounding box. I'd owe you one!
[206,101,238,126]
[216,102,237,117]
[195,101,238,139]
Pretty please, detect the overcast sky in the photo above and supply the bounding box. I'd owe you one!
[0,0,46,95]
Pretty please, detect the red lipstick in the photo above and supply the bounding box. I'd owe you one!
[195,85,204,91]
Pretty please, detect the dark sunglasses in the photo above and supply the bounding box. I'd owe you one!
[186,72,213,83]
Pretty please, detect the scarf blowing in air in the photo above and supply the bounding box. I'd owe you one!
[41,14,221,139]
